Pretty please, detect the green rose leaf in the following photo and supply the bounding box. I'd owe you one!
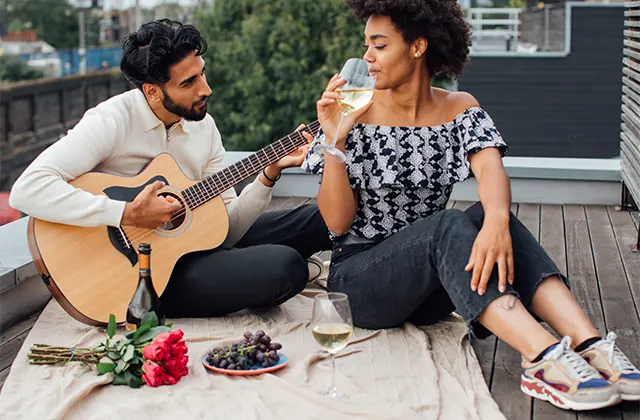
[131,324,151,341]
[124,371,143,388]
[123,345,135,362]
[141,312,159,328]
[116,338,131,352]
[112,372,127,386]
[107,351,121,360]
[115,358,128,374]
[97,357,116,375]
[107,314,117,339]
[133,326,170,345]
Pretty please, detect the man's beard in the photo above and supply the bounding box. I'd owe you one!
[161,90,208,121]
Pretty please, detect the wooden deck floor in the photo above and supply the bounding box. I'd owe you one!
[1,198,639,420]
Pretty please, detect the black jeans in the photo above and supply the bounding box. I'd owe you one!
[160,204,332,317]
[327,202,569,338]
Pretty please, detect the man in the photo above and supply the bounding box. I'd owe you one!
[9,19,331,318]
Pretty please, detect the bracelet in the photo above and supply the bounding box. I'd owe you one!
[262,168,281,183]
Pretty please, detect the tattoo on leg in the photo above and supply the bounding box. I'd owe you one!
[496,295,518,310]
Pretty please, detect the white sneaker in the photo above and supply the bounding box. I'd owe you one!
[307,255,325,284]
[521,336,621,410]
[579,332,640,401]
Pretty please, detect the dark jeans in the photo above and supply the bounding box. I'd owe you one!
[160,204,332,318]
[327,202,569,338]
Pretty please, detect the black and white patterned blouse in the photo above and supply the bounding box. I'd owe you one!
[301,106,509,242]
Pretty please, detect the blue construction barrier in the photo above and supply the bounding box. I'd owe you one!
[19,46,123,76]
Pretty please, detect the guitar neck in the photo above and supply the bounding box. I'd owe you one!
[181,120,320,209]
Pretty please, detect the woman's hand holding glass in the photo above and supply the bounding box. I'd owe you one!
[316,72,375,162]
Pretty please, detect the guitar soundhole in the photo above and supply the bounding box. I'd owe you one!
[158,192,186,232]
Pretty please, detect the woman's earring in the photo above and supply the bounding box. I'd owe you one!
[415,53,419,58]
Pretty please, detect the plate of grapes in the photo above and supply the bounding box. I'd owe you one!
[203,330,288,376]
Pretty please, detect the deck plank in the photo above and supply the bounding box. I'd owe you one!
[608,207,640,320]
[536,204,577,420]
[587,206,640,419]
[564,205,621,420]
[0,313,39,390]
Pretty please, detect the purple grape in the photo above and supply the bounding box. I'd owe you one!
[272,343,282,350]
[255,330,265,339]
[261,335,271,345]
[227,363,236,370]
[256,351,265,362]
[262,360,270,368]
[220,360,228,369]
[244,331,253,340]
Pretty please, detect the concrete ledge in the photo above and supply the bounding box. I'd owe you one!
[224,152,621,181]
[0,217,50,331]
[224,152,622,203]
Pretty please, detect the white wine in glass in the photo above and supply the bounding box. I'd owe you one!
[315,58,376,163]
[311,292,354,399]
[336,88,374,114]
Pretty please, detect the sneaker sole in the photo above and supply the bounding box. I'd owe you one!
[521,375,621,411]
[621,393,640,401]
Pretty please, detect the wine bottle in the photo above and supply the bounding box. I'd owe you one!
[126,243,164,330]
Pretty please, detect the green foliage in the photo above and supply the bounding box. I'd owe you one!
[0,55,45,83]
[3,0,102,49]
[197,0,453,151]
[196,0,367,151]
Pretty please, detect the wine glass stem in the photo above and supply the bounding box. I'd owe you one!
[329,112,347,148]
[328,352,337,394]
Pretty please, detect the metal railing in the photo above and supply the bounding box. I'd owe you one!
[466,7,523,53]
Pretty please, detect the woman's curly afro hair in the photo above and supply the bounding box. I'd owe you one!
[345,0,472,79]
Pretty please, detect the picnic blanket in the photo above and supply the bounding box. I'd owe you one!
[0,282,505,420]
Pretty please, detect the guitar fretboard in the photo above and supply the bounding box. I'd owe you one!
[181,121,320,210]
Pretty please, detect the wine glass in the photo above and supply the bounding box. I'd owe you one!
[314,58,376,163]
[311,292,354,399]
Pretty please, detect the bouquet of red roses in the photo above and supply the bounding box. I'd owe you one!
[27,312,188,388]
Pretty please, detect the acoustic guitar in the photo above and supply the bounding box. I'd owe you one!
[27,121,320,326]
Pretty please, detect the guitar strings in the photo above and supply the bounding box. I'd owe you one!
[120,121,323,247]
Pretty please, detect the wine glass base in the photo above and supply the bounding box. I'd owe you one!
[321,386,347,399]
[314,144,346,163]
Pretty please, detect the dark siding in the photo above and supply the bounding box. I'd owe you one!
[459,6,624,158]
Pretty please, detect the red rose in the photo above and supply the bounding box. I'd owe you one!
[170,341,188,357]
[164,355,189,379]
[156,330,184,345]
[164,373,178,385]
[142,362,165,387]
[167,330,184,344]
[142,338,171,362]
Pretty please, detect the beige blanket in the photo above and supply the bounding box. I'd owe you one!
[0,286,505,420]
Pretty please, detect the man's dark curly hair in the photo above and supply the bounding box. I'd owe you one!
[120,19,208,90]
[345,0,472,79]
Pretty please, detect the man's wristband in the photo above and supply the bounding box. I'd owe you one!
[262,168,281,183]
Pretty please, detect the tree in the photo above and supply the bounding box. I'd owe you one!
[196,0,366,151]
[0,55,45,83]
[4,0,102,49]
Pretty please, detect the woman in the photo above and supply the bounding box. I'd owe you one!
[302,0,640,411]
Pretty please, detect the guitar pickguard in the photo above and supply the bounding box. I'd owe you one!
[103,175,169,267]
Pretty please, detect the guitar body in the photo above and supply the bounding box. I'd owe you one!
[27,153,229,326]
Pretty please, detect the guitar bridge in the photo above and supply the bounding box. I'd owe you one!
[107,225,138,267]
